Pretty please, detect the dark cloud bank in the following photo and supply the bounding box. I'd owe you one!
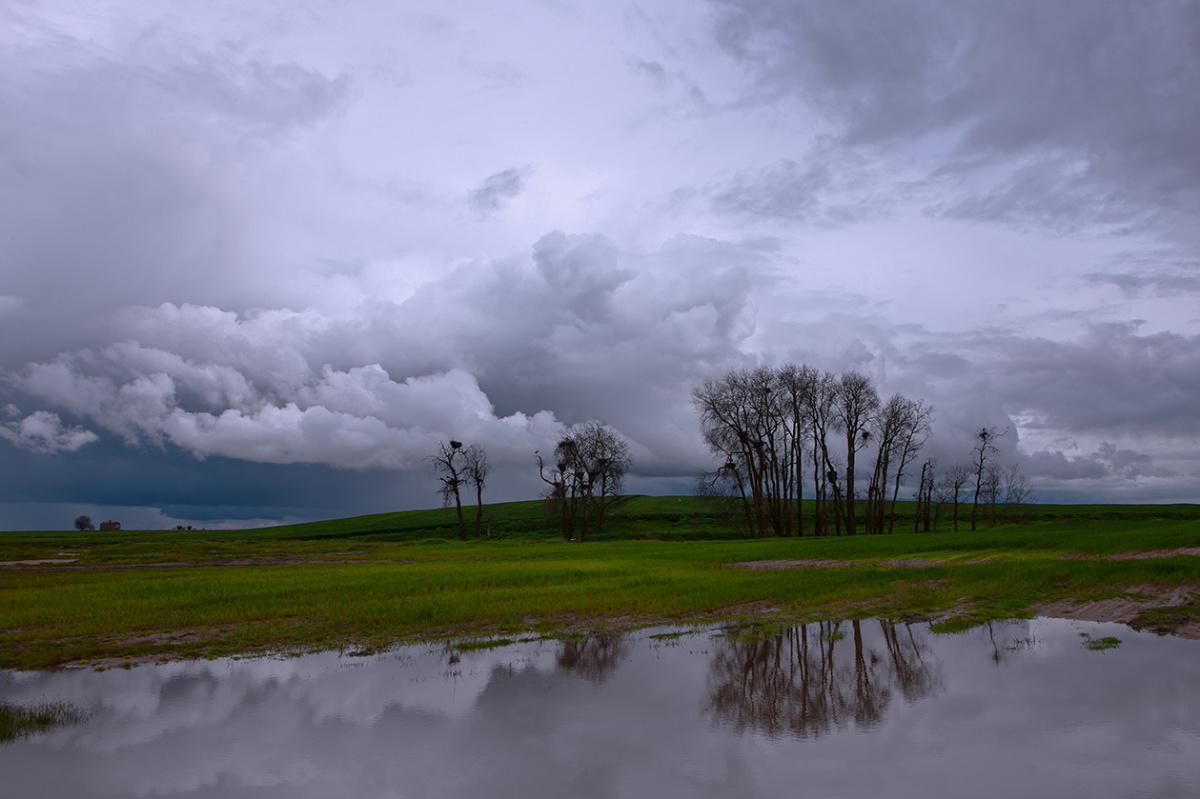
[1,1,1198,528]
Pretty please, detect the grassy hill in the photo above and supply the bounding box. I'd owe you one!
[2,496,1199,669]
[8,494,1199,546]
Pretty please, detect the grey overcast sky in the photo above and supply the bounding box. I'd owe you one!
[2,0,1198,529]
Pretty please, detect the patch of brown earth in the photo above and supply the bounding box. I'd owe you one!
[1035,585,1194,626]
[732,557,955,570]
[1059,547,1200,562]
[0,558,78,566]
[0,557,404,572]
[878,558,945,568]
[732,559,853,570]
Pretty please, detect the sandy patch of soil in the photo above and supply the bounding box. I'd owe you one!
[1035,585,1195,630]
[0,557,399,572]
[1060,547,1200,561]
[0,558,78,567]
[731,557,955,570]
[732,559,854,570]
[878,558,946,568]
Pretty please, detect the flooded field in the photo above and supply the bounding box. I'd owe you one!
[2,618,1198,798]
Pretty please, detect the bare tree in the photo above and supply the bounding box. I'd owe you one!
[463,444,489,537]
[931,475,951,530]
[535,448,571,539]
[831,372,880,535]
[868,395,931,534]
[73,515,93,532]
[777,365,813,536]
[912,457,935,532]
[969,427,1002,531]
[982,464,1002,527]
[537,422,631,540]
[431,440,467,539]
[805,370,841,535]
[696,366,819,538]
[940,464,971,532]
[1001,463,1033,518]
[566,421,631,538]
[694,370,775,537]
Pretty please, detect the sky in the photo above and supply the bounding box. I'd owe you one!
[2,0,1198,529]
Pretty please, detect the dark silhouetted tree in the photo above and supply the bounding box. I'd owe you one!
[832,371,879,535]
[431,440,467,539]
[463,444,489,537]
[541,422,631,540]
[940,464,971,532]
[969,427,1001,531]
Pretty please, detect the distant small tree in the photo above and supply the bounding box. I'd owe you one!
[912,457,935,532]
[982,464,1002,527]
[1002,463,1033,519]
[940,464,971,532]
[73,515,93,532]
[463,444,490,538]
[431,440,467,539]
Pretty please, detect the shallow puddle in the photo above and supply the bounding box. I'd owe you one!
[2,618,1198,797]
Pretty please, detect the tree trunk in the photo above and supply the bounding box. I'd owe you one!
[453,486,465,540]
[845,444,857,536]
[474,482,483,537]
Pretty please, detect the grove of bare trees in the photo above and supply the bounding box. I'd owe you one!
[695,365,1032,536]
[694,366,932,537]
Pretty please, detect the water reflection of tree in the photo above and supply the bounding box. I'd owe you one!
[556,634,628,683]
[706,620,941,737]
[984,620,1037,666]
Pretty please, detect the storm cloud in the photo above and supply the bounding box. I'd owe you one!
[1,1,1197,527]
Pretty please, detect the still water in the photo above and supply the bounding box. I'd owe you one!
[2,618,1198,798]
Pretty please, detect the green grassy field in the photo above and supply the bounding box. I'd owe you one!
[2,496,1199,670]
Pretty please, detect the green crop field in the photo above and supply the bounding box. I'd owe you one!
[2,496,1199,670]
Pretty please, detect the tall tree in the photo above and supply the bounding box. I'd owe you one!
[537,422,631,540]
[940,464,971,532]
[913,458,935,533]
[969,427,1001,531]
[778,365,813,536]
[804,370,840,536]
[1001,463,1033,519]
[463,444,489,537]
[431,440,467,539]
[832,372,879,535]
[562,422,631,539]
[868,395,931,534]
[535,448,571,539]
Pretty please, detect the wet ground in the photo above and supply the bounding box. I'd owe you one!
[1,617,1198,798]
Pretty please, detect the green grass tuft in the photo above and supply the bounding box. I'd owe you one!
[0,703,87,743]
[1082,635,1122,651]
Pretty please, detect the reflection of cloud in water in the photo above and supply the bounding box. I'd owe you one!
[0,619,1197,798]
